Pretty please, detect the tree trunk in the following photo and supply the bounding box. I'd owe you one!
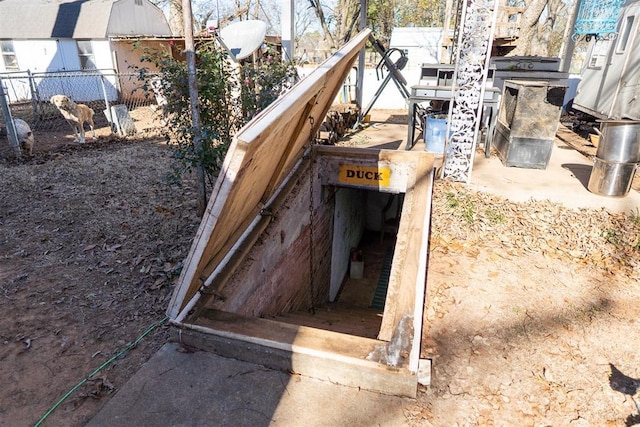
[508,0,548,56]
[182,0,208,217]
[308,0,337,48]
[169,0,184,36]
[335,0,360,44]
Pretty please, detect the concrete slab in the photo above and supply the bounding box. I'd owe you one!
[87,342,413,427]
[469,139,640,213]
[361,110,640,215]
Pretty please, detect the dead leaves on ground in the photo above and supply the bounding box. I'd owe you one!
[71,375,115,406]
[430,180,640,279]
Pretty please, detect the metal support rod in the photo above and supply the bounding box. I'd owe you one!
[26,70,40,120]
[356,35,409,126]
[355,0,367,111]
[360,69,405,121]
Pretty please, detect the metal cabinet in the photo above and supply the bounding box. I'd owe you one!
[493,79,566,169]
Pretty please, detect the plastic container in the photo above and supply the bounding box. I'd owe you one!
[424,116,449,154]
[350,261,364,279]
[588,158,637,197]
[595,120,640,163]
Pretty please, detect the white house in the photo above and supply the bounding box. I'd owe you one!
[0,0,173,102]
[389,27,443,73]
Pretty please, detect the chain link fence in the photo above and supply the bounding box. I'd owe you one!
[0,69,165,147]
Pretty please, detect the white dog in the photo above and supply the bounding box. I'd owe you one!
[2,118,34,156]
[14,118,35,156]
[50,94,96,143]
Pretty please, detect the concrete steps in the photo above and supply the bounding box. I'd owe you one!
[175,308,418,397]
[275,303,383,338]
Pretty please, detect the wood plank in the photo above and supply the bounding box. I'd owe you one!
[379,153,434,345]
[274,303,383,338]
[316,147,421,193]
[193,309,382,356]
[262,99,317,198]
[556,124,597,158]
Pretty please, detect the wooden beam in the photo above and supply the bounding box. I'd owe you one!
[379,153,434,345]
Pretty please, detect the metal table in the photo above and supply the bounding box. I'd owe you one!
[406,85,502,158]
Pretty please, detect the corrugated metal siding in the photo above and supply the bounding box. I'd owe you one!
[108,0,172,36]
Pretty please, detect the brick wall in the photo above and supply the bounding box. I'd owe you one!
[208,162,336,317]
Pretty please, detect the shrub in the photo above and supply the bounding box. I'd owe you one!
[134,41,298,185]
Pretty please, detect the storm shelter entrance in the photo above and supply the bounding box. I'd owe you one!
[274,186,404,339]
[168,145,435,397]
[166,30,434,397]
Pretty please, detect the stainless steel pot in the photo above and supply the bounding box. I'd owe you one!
[595,120,640,163]
[588,157,637,197]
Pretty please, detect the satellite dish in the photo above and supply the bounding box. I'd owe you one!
[219,20,267,61]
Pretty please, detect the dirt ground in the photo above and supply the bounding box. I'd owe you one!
[0,122,201,426]
[2,113,640,426]
[412,183,640,427]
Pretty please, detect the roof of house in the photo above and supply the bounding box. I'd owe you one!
[0,0,172,39]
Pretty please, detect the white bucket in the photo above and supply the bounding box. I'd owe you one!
[425,117,449,154]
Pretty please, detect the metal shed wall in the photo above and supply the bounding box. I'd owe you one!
[574,0,640,119]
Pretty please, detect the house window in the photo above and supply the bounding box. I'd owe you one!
[77,40,96,70]
[616,15,635,53]
[1,40,19,71]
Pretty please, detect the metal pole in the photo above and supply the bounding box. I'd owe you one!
[281,0,294,61]
[26,70,40,120]
[0,77,21,158]
[441,0,455,63]
[100,74,113,133]
[182,0,208,217]
[356,0,367,111]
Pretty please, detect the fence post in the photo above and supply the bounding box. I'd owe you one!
[27,70,40,120]
[100,74,113,133]
[0,77,22,158]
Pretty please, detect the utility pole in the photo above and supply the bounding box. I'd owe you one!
[182,0,208,217]
[356,0,367,111]
[281,0,294,61]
